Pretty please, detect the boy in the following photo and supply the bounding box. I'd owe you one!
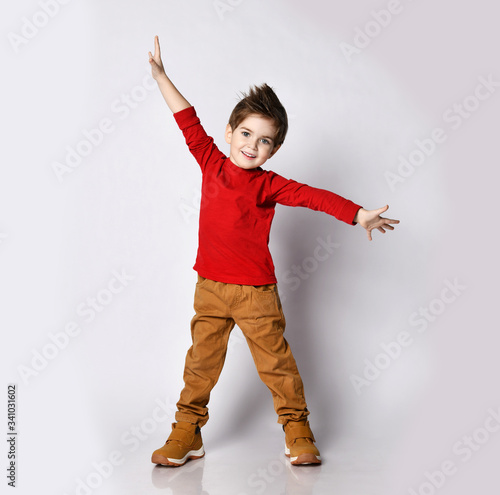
[148,35,399,467]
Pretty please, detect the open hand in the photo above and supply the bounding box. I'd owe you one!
[148,35,166,81]
[354,205,400,241]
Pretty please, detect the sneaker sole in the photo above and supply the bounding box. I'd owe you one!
[285,445,322,465]
[151,446,205,467]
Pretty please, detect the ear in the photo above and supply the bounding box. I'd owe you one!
[225,123,233,144]
[268,144,281,159]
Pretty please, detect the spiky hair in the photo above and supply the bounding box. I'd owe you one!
[228,83,288,147]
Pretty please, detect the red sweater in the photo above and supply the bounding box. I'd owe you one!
[174,106,361,286]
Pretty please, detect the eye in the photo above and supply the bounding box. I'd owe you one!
[261,139,270,145]
[242,131,250,137]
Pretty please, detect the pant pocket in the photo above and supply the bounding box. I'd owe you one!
[250,283,276,293]
[196,275,210,287]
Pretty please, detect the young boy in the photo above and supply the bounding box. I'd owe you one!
[148,35,399,467]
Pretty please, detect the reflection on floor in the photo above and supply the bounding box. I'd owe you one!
[110,433,387,495]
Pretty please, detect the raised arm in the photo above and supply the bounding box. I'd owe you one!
[148,35,191,114]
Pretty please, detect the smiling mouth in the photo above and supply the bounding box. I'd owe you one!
[241,151,256,159]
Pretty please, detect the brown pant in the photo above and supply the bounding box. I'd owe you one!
[175,275,310,427]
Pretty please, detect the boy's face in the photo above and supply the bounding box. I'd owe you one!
[225,114,281,170]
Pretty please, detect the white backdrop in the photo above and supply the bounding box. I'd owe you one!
[2,1,499,494]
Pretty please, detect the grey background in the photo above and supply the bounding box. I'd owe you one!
[2,0,499,494]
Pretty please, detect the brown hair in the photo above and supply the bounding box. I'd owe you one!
[228,83,288,148]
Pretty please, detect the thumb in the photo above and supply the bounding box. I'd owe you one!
[375,205,389,215]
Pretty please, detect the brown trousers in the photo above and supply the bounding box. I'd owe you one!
[175,275,310,427]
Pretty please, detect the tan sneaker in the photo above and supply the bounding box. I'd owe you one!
[151,422,205,467]
[284,420,321,465]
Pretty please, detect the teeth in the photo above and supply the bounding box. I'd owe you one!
[243,151,256,158]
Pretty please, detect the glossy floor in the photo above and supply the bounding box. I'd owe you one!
[110,431,388,495]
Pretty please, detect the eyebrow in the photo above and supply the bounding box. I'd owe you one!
[240,127,275,142]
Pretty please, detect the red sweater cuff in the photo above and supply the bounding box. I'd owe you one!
[173,105,197,127]
[343,202,362,225]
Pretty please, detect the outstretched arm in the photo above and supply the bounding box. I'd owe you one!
[148,35,191,114]
[354,205,400,241]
